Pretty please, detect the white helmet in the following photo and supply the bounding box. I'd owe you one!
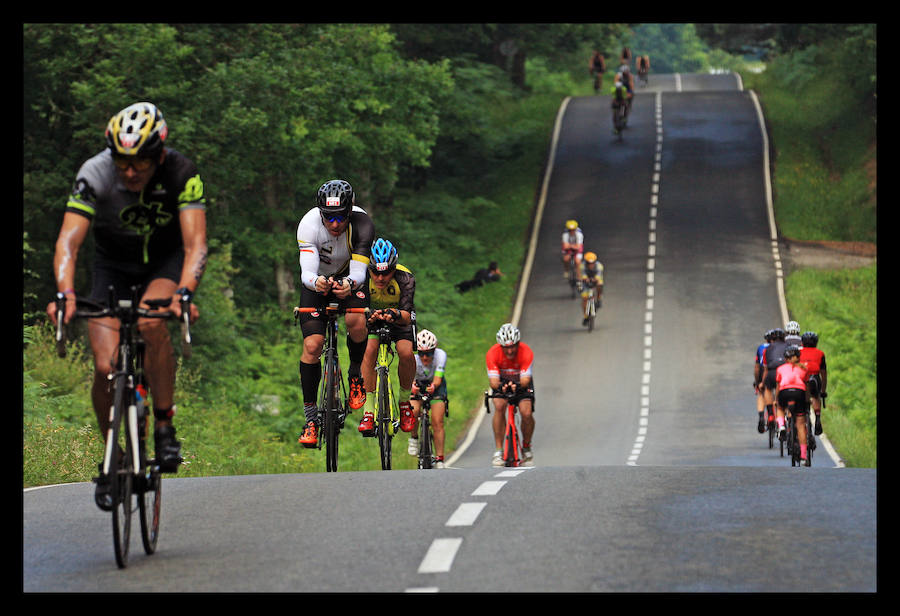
[496,323,520,346]
[786,321,801,335]
[416,329,437,351]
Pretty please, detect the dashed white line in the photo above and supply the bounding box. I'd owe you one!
[418,538,464,574]
[445,502,487,527]
[471,480,507,496]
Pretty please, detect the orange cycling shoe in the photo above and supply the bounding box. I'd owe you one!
[298,421,318,448]
[358,411,376,436]
[348,375,366,410]
[399,401,416,433]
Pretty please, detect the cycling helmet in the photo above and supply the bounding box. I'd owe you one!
[786,321,801,335]
[771,328,786,341]
[105,102,168,158]
[584,252,598,264]
[369,238,398,273]
[764,329,774,342]
[801,331,819,347]
[416,329,437,352]
[496,323,520,346]
[784,345,801,359]
[565,219,578,231]
[317,179,355,217]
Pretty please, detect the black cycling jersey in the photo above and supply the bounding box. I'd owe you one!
[66,148,206,266]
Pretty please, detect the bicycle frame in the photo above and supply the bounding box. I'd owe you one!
[374,323,399,470]
[484,390,523,467]
[412,379,444,469]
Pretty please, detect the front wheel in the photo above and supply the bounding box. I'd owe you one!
[418,409,433,469]
[324,353,340,472]
[502,406,521,467]
[376,370,393,470]
[110,374,134,568]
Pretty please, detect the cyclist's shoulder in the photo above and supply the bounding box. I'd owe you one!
[395,263,414,276]
[73,149,117,191]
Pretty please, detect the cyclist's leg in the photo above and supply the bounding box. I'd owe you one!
[431,400,447,459]
[518,393,535,448]
[139,277,178,420]
[491,396,507,450]
[360,335,380,424]
[88,317,120,435]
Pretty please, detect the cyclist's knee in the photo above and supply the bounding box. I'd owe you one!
[302,335,324,358]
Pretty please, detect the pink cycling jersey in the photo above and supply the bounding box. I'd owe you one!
[776,363,807,391]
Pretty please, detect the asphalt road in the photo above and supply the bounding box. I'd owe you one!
[23,73,876,593]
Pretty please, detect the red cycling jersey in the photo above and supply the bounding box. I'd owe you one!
[485,342,534,383]
[776,363,807,391]
[799,347,826,375]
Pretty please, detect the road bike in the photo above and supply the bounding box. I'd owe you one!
[54,285,191,568]
[411,379,448,469]
[787,405,816,467]
[563,248,580,299]
[580,279,601,332]
[484,388,526,467]
[638,67,649,87]
[612,101,627,140]
[370,319,402,470]
[294,303,369,472]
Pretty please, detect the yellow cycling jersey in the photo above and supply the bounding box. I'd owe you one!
[368,263,415,312]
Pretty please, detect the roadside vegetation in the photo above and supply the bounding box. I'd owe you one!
[23,24,876,488]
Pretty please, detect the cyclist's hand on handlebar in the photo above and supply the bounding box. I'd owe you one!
[46,294,76,326]
[330,277,351,299]
[171,291,200,323]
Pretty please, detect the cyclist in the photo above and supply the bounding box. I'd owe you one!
[589,50,606,92]
[776,345,810,463]
[754,329,774,433]
[357,238,417,437]
[619,46,633,67]
[760,328,789,438]
[296,179,374,447]
[579,251,604,326]
[637,55,650,84]
[407,329,449,468]
[800,331,828,436]
[785,320,802,347]
[561,219,584,278]
[485,323,536,467]
[610,76,631,133]
[45,102,207,507]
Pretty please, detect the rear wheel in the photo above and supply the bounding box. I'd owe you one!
[137,398,161,555]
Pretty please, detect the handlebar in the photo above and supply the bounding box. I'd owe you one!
[484,387,520,413]
[54,285,193,358]
[292,304,370,322]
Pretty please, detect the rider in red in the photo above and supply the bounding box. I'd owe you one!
[800,331,828,435]
[485,323,535,466]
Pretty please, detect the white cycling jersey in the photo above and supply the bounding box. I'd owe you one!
[562,229,584,246]
[415,348,447,382]
[296,205,373,290]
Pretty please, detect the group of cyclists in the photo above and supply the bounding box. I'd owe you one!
[591,47,650,135]
[754,321,828,465]
[47,101,530,486]
[561,219,605,327]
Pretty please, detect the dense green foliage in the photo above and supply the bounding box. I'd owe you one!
[23,24,876,485]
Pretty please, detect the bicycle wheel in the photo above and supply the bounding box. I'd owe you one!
[376,368,393,470]
[767,416,775,449]
[805,415,815,467]
[110,374,134,568]
[418,408,433,469]
[324,350,340,472]
[137,398,161,555]
[502,406,521,467]
[587,291,596,332]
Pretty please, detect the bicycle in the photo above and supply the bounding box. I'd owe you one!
[54,284,191,569]
[638,67,648,87]
[580,278,601,332]
[294,303,369,472]
[612,101,627,140]
[370,319,403,470]
[484,388,526,467]
[563,249,579,299]
[411,379,449,469]
[787,406,816,467]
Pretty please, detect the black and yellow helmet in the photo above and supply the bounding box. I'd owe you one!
[105,102,168,157]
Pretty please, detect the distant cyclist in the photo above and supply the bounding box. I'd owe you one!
[800,331,828,435]
[755,329,774,433]
[637,55,650,85]
[785,320,802,347]
[610,76,631,133]
[358,238,417,437]
[46,102,207,509]
[561,219,584,278]
[296,179,374,447]
[486,323,536,467]
[579,251,604,326]
[760,328,789,438]
[407,329,449,468]
[589,50,606,92]
[776,345,810,463]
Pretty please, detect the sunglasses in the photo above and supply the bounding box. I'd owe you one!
[417,350,434,357]
[320,212,348,224]
[112,155,155,171]
[501,343,519,351]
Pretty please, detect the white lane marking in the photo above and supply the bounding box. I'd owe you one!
[406,587,440,593]
[495,469,530,476]
[418,538,464,573]
[446,502,487,527]
[472,481,507,496]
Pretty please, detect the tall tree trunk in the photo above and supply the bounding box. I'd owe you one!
[265,176,294,311]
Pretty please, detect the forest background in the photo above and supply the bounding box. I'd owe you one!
[23,23,876,485]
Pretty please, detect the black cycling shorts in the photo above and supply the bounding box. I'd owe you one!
[806,374,823,398]
[493,379,536,410]
[90,250,184,305]
[367,320,415,343]
[777,388,808,415]
[297,281,370,338]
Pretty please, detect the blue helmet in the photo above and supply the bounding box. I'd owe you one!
[369,238,398,273]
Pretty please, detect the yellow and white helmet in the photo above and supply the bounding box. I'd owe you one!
[105,102,168,157]
[565,219,578,231]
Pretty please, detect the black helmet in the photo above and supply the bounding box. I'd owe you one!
[771,328,786,341]
[801,331,819,347]
[317,180,355,217]
[784,344,801,359]
[764,329,774,342]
